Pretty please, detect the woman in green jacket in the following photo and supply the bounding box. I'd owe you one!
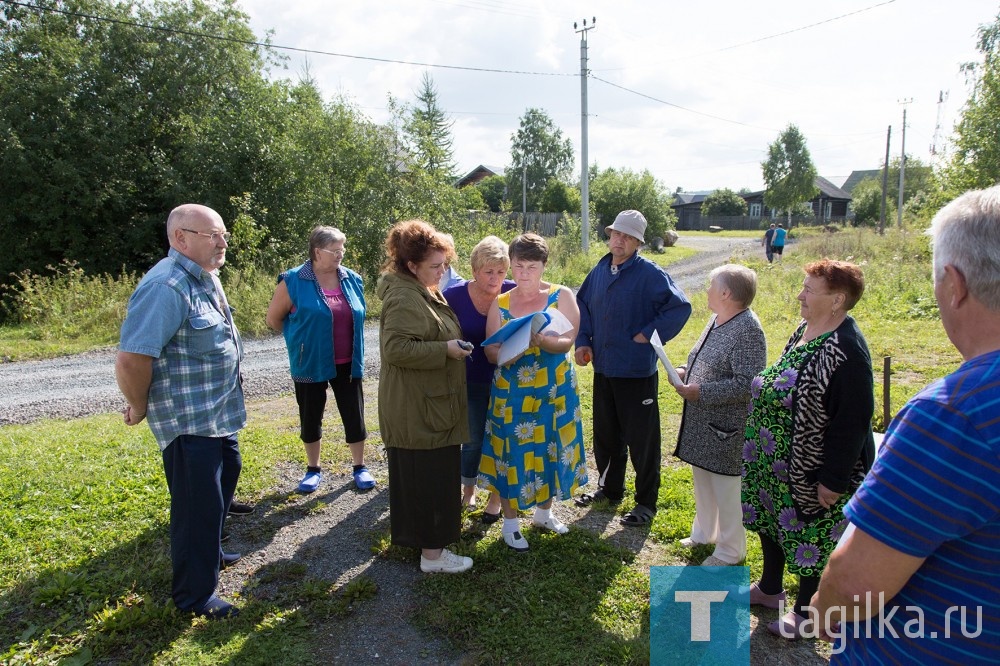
[377,220,474,574]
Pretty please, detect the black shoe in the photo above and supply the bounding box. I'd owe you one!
[481,510,501,524]
[220,552,242,569]
[228,501,254,516]
[193,595,239,619]
[574,489,623,508]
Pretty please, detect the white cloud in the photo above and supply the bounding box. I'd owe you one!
[240,0,990,192]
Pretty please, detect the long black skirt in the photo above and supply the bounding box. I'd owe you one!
[386,444,461,550]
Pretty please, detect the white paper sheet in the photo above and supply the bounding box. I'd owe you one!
[650,329,681,386]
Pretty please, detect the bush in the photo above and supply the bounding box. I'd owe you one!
[0,261,137,342]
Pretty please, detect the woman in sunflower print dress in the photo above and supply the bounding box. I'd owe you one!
[479,233,587,553]
[742,260,876,639]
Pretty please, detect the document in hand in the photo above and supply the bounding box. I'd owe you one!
[649,329,681,386]
[482,308,574,366]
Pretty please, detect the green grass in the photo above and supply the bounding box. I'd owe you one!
[0,227,955,664]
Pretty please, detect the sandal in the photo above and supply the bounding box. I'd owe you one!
[620,504,656,527]
[574,489,623,508]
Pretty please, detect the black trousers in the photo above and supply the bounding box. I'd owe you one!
[591,372,661,510]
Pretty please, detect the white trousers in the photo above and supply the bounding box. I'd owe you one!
[689,466,746,564]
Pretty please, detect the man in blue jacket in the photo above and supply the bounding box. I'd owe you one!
[574,210,692,526]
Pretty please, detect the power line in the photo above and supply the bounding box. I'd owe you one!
[595,0,897,71]
[0,0,574,77]
[590,75,779,131]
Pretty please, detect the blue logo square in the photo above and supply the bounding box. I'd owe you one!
[650,565,750,665]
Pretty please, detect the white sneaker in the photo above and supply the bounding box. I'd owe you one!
[679,537,704,549]
[420,548,473,574]
[701,555,734,566]
[532,515,569,534]
[503,530,530,552]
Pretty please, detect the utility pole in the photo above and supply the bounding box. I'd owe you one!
[574,17,596,252]
[897,98,912,228]
[880,125,891,235]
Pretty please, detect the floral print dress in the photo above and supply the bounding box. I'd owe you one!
[741,333,851,577]
[478,287,588,509]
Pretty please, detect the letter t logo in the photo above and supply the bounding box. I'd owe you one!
[675,590,729,641]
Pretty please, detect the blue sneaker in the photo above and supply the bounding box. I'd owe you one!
[353,466,376,491]
[297,470,321,493]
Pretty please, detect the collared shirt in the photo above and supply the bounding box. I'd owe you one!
[119,248,246,450]
[575,251,692,378]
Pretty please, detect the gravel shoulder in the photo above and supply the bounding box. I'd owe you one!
[2,235,827,664]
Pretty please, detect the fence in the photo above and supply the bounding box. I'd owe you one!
[464,211,571,236]
[677,215,853,232]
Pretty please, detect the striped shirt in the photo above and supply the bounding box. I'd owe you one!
[119,248,246,450]
[834,349,1000,663]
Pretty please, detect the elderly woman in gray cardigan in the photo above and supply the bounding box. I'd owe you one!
[673,264,766,566]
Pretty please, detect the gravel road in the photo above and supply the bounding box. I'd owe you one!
[0,235,756,427]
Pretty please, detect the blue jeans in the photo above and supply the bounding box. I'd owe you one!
[462,382,492,486]
[162,433,242,612]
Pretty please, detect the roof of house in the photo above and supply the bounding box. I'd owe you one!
[742,176,851,202]
[816,175,852,200]
[841,169,882,193]
[454,164,505,187]
[671,190,715,207]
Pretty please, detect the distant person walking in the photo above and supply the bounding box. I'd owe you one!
[115,204,244,619]
[771,223,787,261]
[762,223,776,263]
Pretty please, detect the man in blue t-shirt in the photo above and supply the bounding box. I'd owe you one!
[810,185,1000,663]
[771,223,787,261]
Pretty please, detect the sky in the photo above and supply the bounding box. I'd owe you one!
[238,0,994,194]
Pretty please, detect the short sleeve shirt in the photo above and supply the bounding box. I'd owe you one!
[119,248,246,449]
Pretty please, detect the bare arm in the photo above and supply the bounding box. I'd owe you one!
[265,280,292,333]
[115,351,154,425]
[810,526,926,639]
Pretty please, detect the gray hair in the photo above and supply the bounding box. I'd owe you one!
[927,185,1000,311]
[470,235,510,273]
[308,225,347,261]
[709,263,758,308]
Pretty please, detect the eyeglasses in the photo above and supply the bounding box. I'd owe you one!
[317,247,345,257]
[182,228,231,243]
